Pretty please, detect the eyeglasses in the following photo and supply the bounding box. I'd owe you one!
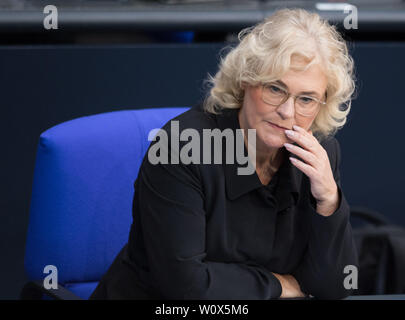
[261,82,327,117]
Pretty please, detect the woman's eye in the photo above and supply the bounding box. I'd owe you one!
[299,96,315,104]
[269,85,283,94]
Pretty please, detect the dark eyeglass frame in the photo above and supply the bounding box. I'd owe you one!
[261,82,327,117]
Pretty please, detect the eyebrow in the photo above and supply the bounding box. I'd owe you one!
[274,80,322,98]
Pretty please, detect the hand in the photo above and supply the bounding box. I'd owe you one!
[283,125,339,216]
[272,273,306,299]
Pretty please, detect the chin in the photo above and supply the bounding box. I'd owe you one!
[259,132,286,149]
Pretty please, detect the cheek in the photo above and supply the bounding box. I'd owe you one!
[247,101,270,123]
[243,94,267,123]
[255,104,270,118]
[297,116,316,131]
[250,91,268,115]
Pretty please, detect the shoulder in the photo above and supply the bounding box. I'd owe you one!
[141,103,220,181]
[160,103,218,133]
[320,136,339,153]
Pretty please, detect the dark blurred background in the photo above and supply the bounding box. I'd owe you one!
[1,0,405,299]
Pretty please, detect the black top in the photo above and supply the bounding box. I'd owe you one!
[90,104,358,300]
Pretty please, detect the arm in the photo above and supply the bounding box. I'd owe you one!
[272,273,307,299]
[292,138,359,299]
[135,144,282,300]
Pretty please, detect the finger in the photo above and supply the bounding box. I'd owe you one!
[293,125,318,150]
[283,143,316,166]
[289,156,316,179]
[285,127,315,152]
[293,125,315,141]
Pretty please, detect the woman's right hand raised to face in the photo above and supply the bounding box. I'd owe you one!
[272,273,307,299]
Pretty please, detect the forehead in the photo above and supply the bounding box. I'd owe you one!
[278,63,328,97]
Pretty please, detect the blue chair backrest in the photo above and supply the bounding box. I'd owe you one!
[24,107,190,299]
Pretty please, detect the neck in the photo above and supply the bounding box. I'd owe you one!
[255,140,284,170]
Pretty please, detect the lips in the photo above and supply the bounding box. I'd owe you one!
[267,121,289,130]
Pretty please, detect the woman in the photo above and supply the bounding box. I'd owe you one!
[90,8,358,300]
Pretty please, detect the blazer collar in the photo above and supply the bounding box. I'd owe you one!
[215,108,303,211]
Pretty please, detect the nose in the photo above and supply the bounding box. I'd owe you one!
[276,96,295,119]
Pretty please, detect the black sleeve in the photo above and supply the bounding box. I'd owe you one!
[136,144,282,300]
[292,138,359,299]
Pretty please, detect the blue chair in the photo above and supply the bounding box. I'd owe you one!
[21,107,190,300]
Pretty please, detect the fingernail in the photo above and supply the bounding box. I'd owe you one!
[285,130,295,136]
[293,125,300,131]
[284,143,294,149]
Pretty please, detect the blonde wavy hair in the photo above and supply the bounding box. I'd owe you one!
[203,8,356,142]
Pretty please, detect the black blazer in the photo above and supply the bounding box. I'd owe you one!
[90,104,359,300]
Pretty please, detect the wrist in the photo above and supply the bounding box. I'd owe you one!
[316,187,339,216]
